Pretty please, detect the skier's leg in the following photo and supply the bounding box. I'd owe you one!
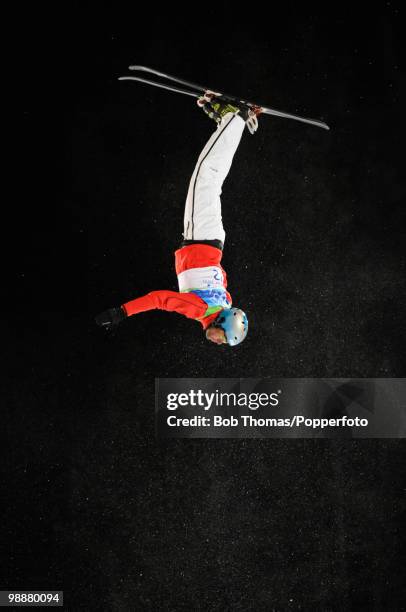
[183,112,246,244]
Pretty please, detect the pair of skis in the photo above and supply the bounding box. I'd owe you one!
[118,65,330,131]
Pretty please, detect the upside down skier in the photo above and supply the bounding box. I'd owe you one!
[95,95,262,346]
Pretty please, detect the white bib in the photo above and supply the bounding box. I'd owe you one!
[178,266,225,292]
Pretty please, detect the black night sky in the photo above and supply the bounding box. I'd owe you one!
[6,6,405,611]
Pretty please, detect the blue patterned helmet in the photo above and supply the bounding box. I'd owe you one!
[214,308,248,346]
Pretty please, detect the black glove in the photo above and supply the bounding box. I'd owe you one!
[95,307,126,331]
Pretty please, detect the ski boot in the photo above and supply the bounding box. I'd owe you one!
[197,91,261,134]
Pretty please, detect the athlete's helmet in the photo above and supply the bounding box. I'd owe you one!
[213,308,248,346]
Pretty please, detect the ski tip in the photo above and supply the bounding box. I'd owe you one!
[128,65,147,71]
[313,120,330,130]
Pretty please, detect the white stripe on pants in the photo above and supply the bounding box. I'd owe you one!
[183,112,246,244]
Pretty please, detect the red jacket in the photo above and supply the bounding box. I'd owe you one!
[122,244,232,329]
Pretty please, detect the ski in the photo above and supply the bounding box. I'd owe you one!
[118,65,330,131]
[118,76,201,99]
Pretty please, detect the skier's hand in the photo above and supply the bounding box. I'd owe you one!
[95,307,126,331]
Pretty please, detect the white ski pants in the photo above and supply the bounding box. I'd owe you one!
[183,112,246,244]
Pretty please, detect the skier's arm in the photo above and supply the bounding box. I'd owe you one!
[95,290,207,331]
[122,290,207,320]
